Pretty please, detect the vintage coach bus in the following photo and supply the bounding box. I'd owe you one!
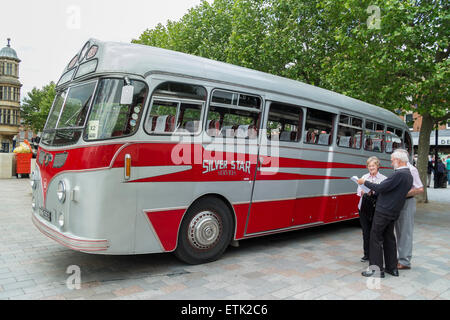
[31,39,412,264]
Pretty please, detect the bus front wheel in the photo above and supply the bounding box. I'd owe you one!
[175,197,233,265]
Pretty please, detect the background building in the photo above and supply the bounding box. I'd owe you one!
[400,111,450,155]
[0,38,21,153]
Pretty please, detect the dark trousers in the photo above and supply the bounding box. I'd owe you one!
[369,212,398,272]
[359,210,372,258]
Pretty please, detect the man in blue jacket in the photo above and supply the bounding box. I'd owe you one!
[357,150,413,278]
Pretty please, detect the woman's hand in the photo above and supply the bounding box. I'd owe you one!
[357,177,365,185]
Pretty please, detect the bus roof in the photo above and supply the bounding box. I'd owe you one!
[70,38,407,130]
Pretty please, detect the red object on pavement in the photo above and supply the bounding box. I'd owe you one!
[16,153,32,175]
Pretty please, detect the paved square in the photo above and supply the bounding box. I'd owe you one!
[0,178,449,300]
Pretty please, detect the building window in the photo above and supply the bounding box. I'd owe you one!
[6,109,11,124]
[6,63,12,75]
[13,87,20,102]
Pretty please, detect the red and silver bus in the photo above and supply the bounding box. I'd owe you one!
[31,39,412,264]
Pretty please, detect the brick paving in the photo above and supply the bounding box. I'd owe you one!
[0,178,449,300]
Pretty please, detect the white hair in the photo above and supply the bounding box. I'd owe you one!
[391,150,409,163]
[394,148,411,163]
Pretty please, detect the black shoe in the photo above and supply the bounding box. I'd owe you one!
[385,268,399,277]
[362,270,385,278]
[360,256,369,262]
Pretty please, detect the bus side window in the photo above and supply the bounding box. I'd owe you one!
[207,89,261,139]
[364,120,385,152]
[385,126,402,153]
[266,102,302,142]
[145,82,206,135]
[403,131,413,155]
[146,100,178,133]
[337,114,362,149]
[304,108,334,145]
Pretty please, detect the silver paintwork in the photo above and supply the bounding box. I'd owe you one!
[34,39,408,255]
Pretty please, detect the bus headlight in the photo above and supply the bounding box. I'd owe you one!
[57,181,66,203]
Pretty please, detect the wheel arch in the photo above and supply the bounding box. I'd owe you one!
[176,192,238,250]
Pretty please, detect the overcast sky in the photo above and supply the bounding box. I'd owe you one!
[0,0,205,100]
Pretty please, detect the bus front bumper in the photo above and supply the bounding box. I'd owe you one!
[32,213,110,253]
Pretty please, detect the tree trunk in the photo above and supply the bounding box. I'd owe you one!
[416,112,434,203]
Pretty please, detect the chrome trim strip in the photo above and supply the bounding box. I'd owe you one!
[244,221,324,238]
[32,214,109,252]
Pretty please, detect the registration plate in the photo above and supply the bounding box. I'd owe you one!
[39,207,52,222]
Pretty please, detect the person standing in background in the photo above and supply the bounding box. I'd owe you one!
[395,149,424,270]
[435,159,445,188]
[427,155,433,188]
[446,155,450,186]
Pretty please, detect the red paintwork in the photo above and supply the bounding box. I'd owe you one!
[145,209,186,251]
[38,142,366,252]
[37,144,124,204]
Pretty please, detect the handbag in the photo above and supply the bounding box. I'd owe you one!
[360,193,377,221]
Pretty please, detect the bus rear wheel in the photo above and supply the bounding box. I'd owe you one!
[175,197,233,265]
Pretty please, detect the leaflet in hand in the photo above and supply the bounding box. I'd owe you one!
[350,176,371,193]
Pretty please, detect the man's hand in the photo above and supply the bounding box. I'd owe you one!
[357,178,365,185]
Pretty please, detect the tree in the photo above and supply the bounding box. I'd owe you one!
[315,0,449,202]
[134,0,449,202]
[20,82,56,133]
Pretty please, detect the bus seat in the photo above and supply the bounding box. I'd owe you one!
[353,134,361,148]
[373,140,381,152]
[185,121,199,133]
[221,126,235,137]
[307,130,317,144]
[338,136,351,147]
[248,124,258,139]
[236,125,250,138]
[280,131,291,141]
[146,116,154,131]
[154,115,167,132]
[207,120,221,136]
[386,141,393,153]
[365,137,373,150]
[318,133,330,145]
[166,115,175,132]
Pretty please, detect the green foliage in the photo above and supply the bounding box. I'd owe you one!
[133,0,448,122]
[20,82,56,132]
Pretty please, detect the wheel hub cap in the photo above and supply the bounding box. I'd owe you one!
[188,211,221,250]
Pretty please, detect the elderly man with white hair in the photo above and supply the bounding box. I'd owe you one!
[357,150,413,278]
[395,149,424,270]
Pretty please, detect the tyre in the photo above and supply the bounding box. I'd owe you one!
[174,197,234,265]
